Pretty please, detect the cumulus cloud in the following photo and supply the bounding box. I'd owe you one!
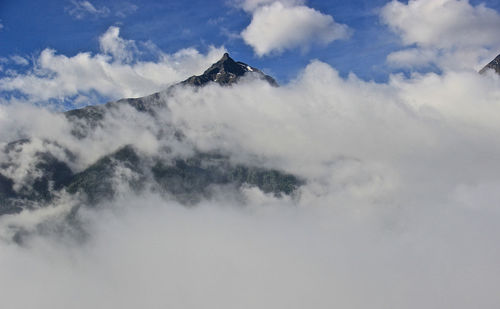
[0,26,226,106]
[240,1,351,56]
[99,26,138,63]
[1,58,500,307]
[381,0,500,70]
[65,0,110,19]
[381,0,500,49]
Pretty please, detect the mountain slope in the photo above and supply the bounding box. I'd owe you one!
[64,53,277,135]
[480,53,500,74]
[0,54,301,216]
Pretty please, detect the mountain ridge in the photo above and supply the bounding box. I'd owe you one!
[480,53,500,74]
[65,53,277,130]
[0,54,302,219]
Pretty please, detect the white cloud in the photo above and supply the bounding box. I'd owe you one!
[380,0,500,70]
[66,0,110,19]
[237,0,305,12]
[241,1,351,56]
[115,2,138,18]
[10,55,29,66]
[99,26,138,63]
[0,23,3,31]
[2,58,500,308]
[0,27,226,106]
[381,0,500,49]
[2,6,500,306]
[386,48,438,68]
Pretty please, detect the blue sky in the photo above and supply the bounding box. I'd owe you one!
[1,0,500,107]
[0,0,393,81]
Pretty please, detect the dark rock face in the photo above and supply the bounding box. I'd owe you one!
[0,53,302,216]
[0,143,302,214]
[480,53,500,74]
[66,145,145,204]
[151,153,302,204]
[0,139,75,213]
[0,174,20,215]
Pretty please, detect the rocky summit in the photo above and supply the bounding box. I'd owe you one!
[480,53,500,74]
[183,53,278,87]
[0,54,301,217]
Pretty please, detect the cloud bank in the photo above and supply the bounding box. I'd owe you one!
[1,53,500,308]
[240,1,351,56]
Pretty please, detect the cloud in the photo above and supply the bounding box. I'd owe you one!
[99,26,138,63]
[2,4,500,306]
[0,22,3,31]
[2,57,500,307]
[381,0,500,49]
[240,1,351,56]
[386,48,439,68]
[237,0,305,12]
[0,26,226,106]
[10,55,29,66]
[380,0,500,70]
[66,0,110,19]
[115,2,138,18]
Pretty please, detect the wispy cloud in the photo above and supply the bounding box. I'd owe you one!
[10,55,29,66]
[115,2,138,18]
[65,0,110,19]
[65,1,138,19]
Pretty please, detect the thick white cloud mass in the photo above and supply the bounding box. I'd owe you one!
[0,27,226,106]
[381,0,500,49]
[241,1,351,56]
[381,0,500,70]
[1,57,500,308]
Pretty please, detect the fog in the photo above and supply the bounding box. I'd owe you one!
[1,54,500,308]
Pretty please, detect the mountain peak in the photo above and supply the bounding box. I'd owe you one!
[480,53,500,74]
[182,53,278,87]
